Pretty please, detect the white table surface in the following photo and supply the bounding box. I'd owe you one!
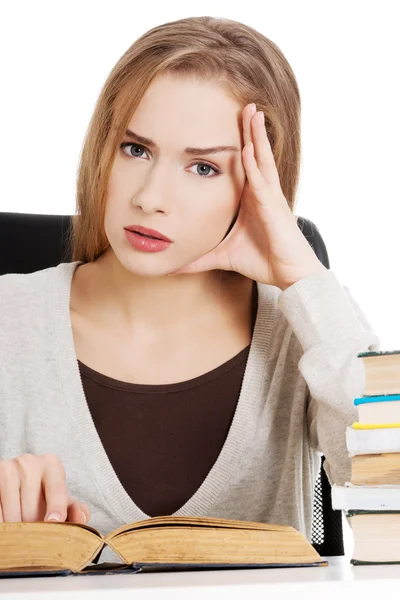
[0,556,399,599]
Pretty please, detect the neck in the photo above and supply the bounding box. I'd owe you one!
[73,248,254,339]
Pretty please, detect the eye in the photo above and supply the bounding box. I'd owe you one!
[120,143,148,159]
[188,163,220,178]
[120,143,222,179]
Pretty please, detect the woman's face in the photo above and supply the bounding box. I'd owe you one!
[104,73,246,277]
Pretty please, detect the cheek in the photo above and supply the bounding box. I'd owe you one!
[212,175,243,229]
[104,166,131,222]
[185,185,239,246]
[106,163,128,204]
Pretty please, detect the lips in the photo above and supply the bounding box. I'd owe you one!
[134,231,159,240]
[124,225,172,243]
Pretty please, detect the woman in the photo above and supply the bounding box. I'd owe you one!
[0,16,379,560]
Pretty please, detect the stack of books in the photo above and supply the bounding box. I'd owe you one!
[332,349,400,565]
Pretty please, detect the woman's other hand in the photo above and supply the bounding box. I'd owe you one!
[0,453,90,524]
[169,103,326,290]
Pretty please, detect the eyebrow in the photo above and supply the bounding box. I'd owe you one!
[124,129,239,156]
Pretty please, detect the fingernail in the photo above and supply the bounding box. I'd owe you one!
[257,111,264,121]
[46,512,60,522]
[250,103,256,113]
[81,511,87,524]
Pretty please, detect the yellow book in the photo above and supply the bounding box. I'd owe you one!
[0,515,327,577]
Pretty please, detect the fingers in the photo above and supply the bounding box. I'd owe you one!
[0,453,90,526]
[242,103,266,193]
[242,137,267,195]
[241,102,281,195]
[41,453,69,522]
[0,460,23,522]
[241,104,263,193]
[67,499,91,525]
[250,110,279,187]
[19,455,46,522]
[242,103,256,147]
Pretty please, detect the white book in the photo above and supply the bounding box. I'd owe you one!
[331,483,400,511]
[346,425,400,456]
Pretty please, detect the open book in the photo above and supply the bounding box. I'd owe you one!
[0,515,327,577]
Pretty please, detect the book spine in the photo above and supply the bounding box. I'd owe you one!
[346,425,400,456]
[346,509,400,517]
[352,422,400,430]
[357,350,400,357]
[354,395,400,405]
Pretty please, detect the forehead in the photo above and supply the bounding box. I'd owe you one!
[126,74,243,145]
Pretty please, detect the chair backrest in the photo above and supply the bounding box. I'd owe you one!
[0,211,344,556]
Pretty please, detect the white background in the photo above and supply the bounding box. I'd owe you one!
[1,0,399,555]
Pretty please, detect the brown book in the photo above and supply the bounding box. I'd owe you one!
[0,515,327,577]
[347,511,400,564]
[351,452,400,485]
[357,350,400,396]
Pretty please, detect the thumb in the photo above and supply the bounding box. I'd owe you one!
[66,497,91,525]
[168,249,221,276]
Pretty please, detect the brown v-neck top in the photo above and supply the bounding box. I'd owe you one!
[77,287,258,517]
[77,344,251,517]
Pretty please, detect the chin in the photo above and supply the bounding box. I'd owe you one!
[112,253,174,277]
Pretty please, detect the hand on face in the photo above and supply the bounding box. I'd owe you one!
[168,103,325,290]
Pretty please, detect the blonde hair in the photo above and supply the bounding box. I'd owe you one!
[66,16,301,263]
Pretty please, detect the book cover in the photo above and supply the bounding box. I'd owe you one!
[0,561,329,578]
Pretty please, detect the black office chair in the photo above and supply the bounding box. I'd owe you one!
[0,211,344,556]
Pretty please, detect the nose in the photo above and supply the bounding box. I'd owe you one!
[131,164,170,214]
